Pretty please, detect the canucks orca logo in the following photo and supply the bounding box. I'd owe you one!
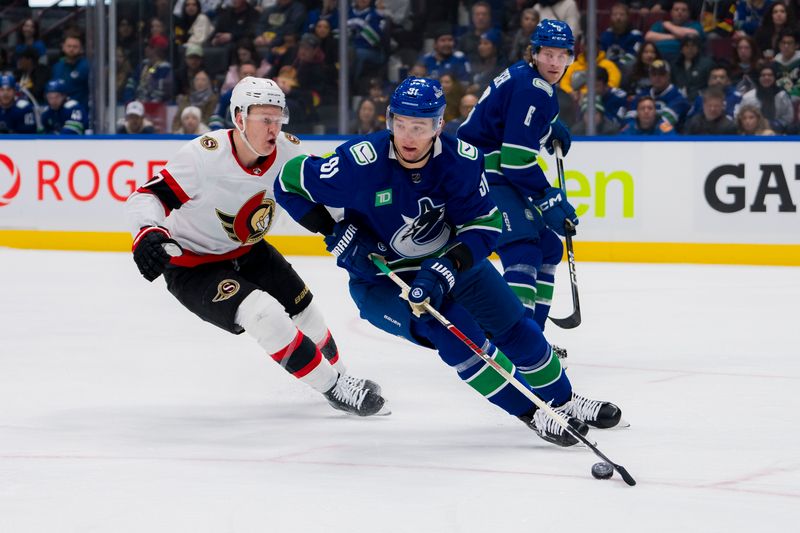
[390,197,451,258]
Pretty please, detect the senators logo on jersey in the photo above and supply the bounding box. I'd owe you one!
[216,190,275,244]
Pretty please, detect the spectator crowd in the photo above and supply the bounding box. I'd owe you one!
[0,0,799,136]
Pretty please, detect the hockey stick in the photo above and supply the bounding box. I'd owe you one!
[548,140,581,330]
[371,255,636,486]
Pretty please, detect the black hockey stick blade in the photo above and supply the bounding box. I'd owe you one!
[549,313,581,329]
[614,464,637,486]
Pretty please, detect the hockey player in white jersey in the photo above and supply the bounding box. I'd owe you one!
[125,76,388,417]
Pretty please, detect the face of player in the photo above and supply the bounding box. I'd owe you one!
[46,92,66,109]
[392,114,438,164]
[242,105,284,155]
[536,46,571,84]
[637,100,657,129]
[0,87,14,107]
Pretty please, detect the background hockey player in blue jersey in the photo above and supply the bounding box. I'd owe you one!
[0,74,37,134]
[275,77,622,447]
[40,79,88,135]
[457,20,578,360]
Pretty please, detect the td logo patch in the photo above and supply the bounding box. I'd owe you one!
[212,280,240,302]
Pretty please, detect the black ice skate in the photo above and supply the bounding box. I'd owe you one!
[339,373,382,395]
[519,404,590,447]
[561,392,625,429]
[324,373,390,416]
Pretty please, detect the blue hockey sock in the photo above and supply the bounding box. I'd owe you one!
[533,264,557,330]
[503,263,538,320]
[455,343,535,416]
[516,345,572,406]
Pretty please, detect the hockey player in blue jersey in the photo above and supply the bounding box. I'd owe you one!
[0,74,37,134]
[275,77,622,446]
[40,79,88,135]
[457,19,577,356]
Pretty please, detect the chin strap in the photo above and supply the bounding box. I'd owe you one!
[390,134,436,165]
[235,118,271,158]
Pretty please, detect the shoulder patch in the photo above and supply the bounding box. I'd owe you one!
[532,78,554,97]
[457,139,478,161]
[493,69,511,88]
[64,100,78,109]
[16,100,31,109]
[284,132,300,144]
[199,135,219,150]
[349,141,377,165]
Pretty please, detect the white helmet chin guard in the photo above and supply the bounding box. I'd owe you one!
[230,76,290,129]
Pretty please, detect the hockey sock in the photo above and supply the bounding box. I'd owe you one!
[270,330,338,393]
[455,343,536,416]
[517,345,572,406]
[532,264,557,330]
[291,303,347,373]
[503,263,538,320]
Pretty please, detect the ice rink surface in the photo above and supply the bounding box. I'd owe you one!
[1,248,797,532]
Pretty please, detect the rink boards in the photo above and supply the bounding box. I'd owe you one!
[0,135,797,265]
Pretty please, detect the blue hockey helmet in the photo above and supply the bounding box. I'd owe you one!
[45,79,67,94]
[530,19,575,54]
[387,77,446,131]
[0,74,17,89]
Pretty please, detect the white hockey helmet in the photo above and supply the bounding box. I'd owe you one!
[229,76,289,126]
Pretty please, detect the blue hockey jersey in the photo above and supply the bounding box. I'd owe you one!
[275,130,502,269]
[456,61,557,199]
[0,98,36,134]
[40,99,88,135]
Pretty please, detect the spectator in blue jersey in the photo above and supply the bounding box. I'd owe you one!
[600,3,643,70]
[645,0,704,61]
[688,65,743,119]
[254,0,307,48]
[347,0,386,87]
[683,87,739,134]
[627,59,690,127]
[620,95,677,135]
[40,79,88,135]
[460,1,497,64]
[116,100,157,134]
[456,20,578,359]
[275,76,623,447]
[420,26,472,83]
[734,0,774,38]
[0,74,37,134]
[135,36,174,103]
[50,32,90,109]
[593,66,629,125]
[671,33,713,101]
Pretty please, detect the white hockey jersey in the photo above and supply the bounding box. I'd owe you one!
[126,129,306,267]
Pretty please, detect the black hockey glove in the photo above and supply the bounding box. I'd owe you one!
[407,257,457,319]
[532,187,578,237]
[324,220,385,279]
[544,119,571,156]
[132,226,182,282]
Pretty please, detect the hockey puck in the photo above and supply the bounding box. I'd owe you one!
[591,462,614,480]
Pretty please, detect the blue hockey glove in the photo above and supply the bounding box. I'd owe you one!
[324,220,384,279]
[532,187,579,237]
[544,119,571,156]
[132,226,182,282]
[407,257,457,319]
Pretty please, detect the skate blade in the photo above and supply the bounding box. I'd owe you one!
[374,401,392,416]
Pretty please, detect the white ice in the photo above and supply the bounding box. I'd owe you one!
[0,248,797,532]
